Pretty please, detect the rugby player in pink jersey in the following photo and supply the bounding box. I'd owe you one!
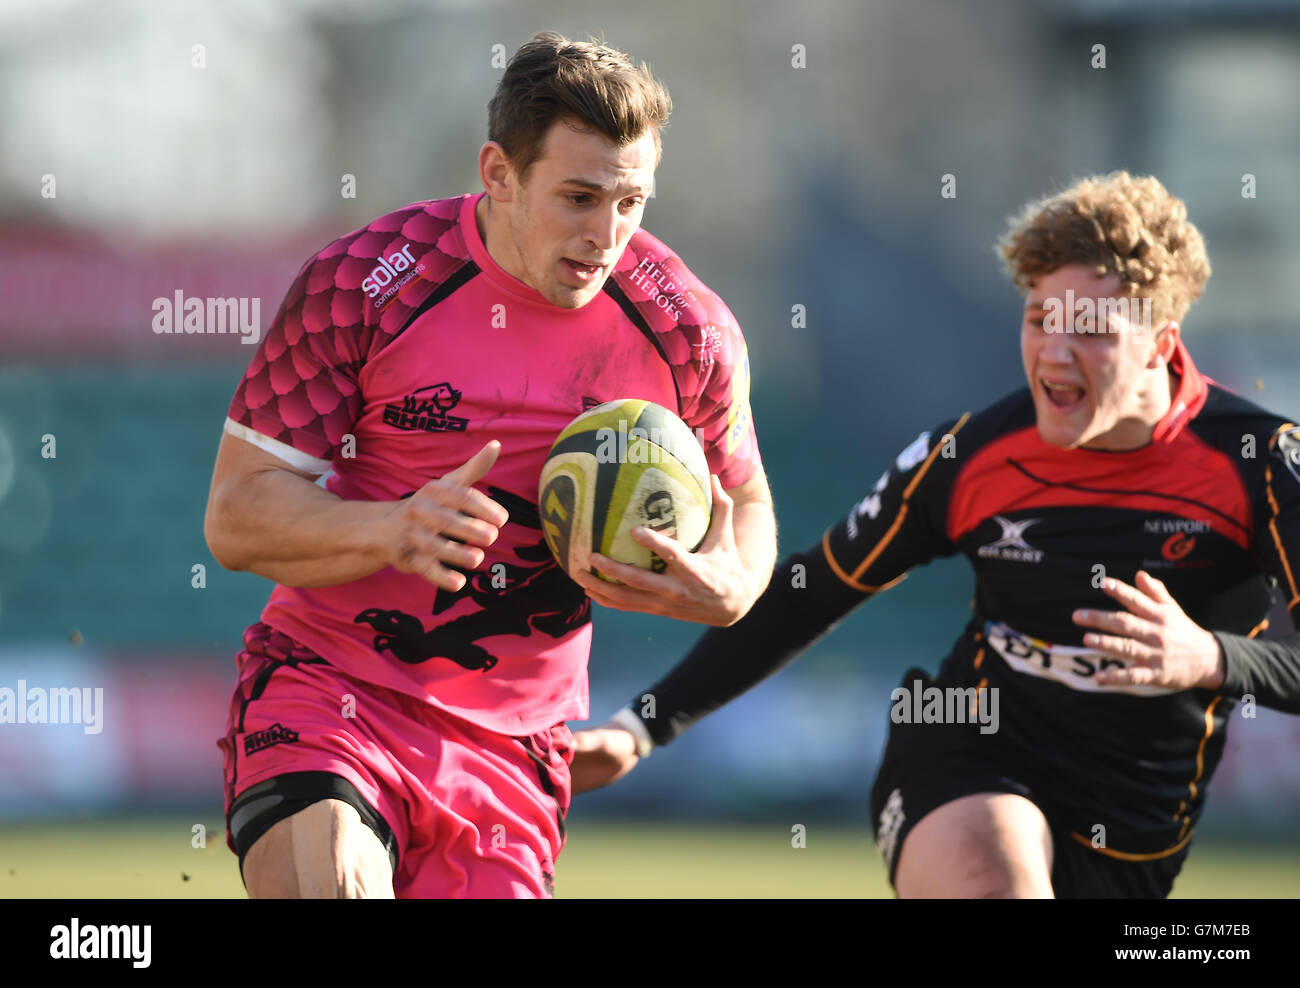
[203,32,776,898]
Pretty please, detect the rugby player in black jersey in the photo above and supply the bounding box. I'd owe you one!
[569,172,1300,898]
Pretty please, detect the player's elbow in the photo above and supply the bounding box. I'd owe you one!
[203,490,251,572]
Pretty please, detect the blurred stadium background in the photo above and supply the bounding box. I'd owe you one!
[2,0,1300,897]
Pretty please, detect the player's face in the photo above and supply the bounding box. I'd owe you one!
[509,121,657,308]
[1021,264,1174,451]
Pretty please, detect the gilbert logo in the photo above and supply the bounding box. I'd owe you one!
[363,243,424,304]
[643,491,676,573]
[244,722,299,756]
[977,516,1044,563]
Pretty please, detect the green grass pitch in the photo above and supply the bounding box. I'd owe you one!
[1,818,1296,898]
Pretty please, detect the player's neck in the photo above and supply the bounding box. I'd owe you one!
[1082,367,1177,451]
[475,194,532,290]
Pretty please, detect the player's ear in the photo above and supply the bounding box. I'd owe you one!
[1150,320,1180,368]
[478,142,515,203]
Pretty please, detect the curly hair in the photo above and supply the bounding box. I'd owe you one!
[997,171,1211,326]
[488,32,671,181]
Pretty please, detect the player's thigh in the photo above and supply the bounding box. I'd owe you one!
[895,792,1054,899]
[243,798,395,899]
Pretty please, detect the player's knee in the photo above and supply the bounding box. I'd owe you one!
[244,798,394,899]
[896,792,1054,899]
[962,861,1048,899]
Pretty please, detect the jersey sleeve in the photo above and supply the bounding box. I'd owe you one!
[224,249,368,475]
[821,414,970,594]
[609,233,760,490]
[1216,422,1300,712]
[672,280,759,491]
[625,414,969,747]
[1257,423,1300,620]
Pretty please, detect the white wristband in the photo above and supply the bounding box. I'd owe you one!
[608,706,655,759]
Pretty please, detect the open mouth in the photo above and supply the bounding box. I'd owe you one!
[562,258,603,282]
[1042,379,1085,410]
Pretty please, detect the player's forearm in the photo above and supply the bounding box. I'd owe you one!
[1214,629,1300,713]
[631,539,867,747]
[731,496,777,612]
[205,469,394,587]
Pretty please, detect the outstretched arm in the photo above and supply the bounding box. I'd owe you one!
[571,418,969,793]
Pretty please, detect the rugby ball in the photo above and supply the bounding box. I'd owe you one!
[539,399,712,581]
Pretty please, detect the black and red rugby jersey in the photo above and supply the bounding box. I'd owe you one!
[634,339,1300,857]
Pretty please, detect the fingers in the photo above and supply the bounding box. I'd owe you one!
[573,567,659,613]
[1097,576,1164,620]
[625,527,693,570]
[406,496,502,548]
[1080,631,1153,665]
[573,576,637,613]
[445,440,502,489]
[590,475,724,575]
[1072,607,1158,644]
[587,552,674,591]
[421,441,509,529]
[569,728,641,795]
[572,564,705,621]
[1135,569,1175,603]
[407,556,470,593]
[418,534,485,572]
[570,728,603,753]
[1096,665,1158,688]
[393,442,508,584]
[403,442,509,561]
[699,475,735,551]
[392,530,482,591]
[579,726,640,759]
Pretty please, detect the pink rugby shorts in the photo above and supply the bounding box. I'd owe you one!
[218,623,573,898]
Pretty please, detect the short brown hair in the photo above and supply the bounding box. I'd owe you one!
[487,32,672,180]
[998,171,1211,326]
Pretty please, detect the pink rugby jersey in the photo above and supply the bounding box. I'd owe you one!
[224,193,761,736]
